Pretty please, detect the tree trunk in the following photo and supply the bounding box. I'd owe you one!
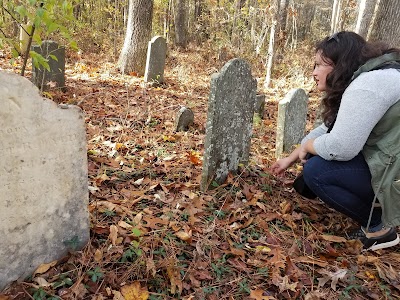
[369,0,400,47]
[278,0,288,32]
[118,0,153,75]
[331,0,342,34]
[264,0,279,89]
[164,0,172,42]
[174,0,188,48]
[355,0,376,37]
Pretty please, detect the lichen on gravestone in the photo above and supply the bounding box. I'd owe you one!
[144,36,167,84]
[275,88,308,158]
[201,58,257,191]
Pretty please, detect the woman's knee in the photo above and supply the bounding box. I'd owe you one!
[303,156,325,185]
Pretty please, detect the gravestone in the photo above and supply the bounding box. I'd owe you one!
[275,88,308,158]
[0,71,89,291]
[255,94,266,119]
[144,36,167,83]
[32,40,65,91]
[201,59,256,191]
[175,107,194,132]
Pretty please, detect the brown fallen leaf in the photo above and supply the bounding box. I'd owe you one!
[34,260,57,275]
[121,281,149,300]
[317,268,348,290]
[357,254,379,265]
[319,234,346,243]
[110,225,118,245]
[175,230,192,242]
[294,256,328,268]
[250,289,276,300]
[94,249,103,262]
[167,266,183,295]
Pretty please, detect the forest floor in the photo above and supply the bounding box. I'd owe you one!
[1,43,400,300]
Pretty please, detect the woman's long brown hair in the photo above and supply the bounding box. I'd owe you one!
[316,31,400,125]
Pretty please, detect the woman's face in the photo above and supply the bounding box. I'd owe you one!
[312,51,334,91]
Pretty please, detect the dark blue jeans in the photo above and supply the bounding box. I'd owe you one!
[303,153,382,230]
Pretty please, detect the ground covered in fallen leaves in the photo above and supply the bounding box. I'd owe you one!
[1,44,400,300]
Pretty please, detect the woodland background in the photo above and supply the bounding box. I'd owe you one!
[1,0,400,299]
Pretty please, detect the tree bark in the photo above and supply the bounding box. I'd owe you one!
[355,0,377,38]
[330,0,342,34]
[368,0,400,47]
[118,0,153,75]
[264,0,280,89]
[174,0,187,48]
[278,0,288,32]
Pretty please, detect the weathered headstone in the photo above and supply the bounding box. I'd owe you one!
[0,71,89,291]
[144,36,167,84]
[175,107,194,132]
[255,94,266,119]
[275,88,308,158]
[201,59,256,191]
[32,40,65,91]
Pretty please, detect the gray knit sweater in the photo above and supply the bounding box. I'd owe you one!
[302,68,400,161]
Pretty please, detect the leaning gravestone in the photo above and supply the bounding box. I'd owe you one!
[144,36,167,84]
[0,71,89,291]
[175,106,194,132]
[32,40,65,91]
[275,88,308,158]
[201,59,256,191]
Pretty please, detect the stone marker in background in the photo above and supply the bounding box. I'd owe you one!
[201,59,256,191]
[32,40,65,91]
[0,71,89,291]
[275,88,308,158]
[175,107,194,132]
[255,94,265,119]
[144,36,167,84]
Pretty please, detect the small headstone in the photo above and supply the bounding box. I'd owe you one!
[201,59,256,191]
[0,71,89,291]
[175,107,194,132]
[275,88,308,158]
[144,36,167,84]
[255,94,265,119]
[32,40,65,91]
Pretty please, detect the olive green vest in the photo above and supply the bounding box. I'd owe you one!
[356,53,400,226]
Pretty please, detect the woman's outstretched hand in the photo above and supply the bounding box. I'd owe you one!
[269,157,294,175]
[269,146,303,175]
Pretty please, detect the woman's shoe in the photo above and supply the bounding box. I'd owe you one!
[361,227,400,251]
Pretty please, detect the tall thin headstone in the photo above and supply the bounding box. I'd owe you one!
[0,71,89,291]
[32,40,65,91]
[201,59,256,191]
[144,36,167,83]
[275,88,308,158]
